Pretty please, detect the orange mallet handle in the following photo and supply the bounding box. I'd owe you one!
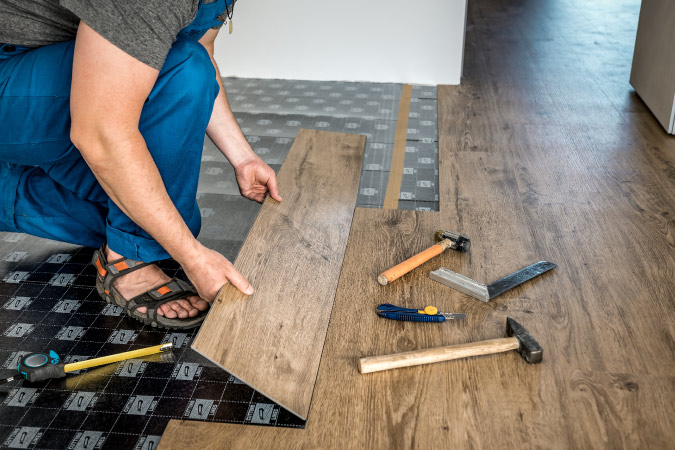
[378,240,454,285]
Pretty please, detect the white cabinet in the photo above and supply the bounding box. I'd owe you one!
[630,0,675,134]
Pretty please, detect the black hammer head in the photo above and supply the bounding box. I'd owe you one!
[434,230,471,252]
[506,318,543,364]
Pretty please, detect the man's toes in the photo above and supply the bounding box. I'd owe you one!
[174,299,198,317]
[175,298,195,311]
[188,296,209,311]
[169,302,189,319]
[159,304,177,319]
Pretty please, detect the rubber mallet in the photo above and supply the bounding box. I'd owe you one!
[358,317,542,374]
[377,230,470,285]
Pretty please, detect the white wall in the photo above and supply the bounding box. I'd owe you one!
[213,0,467,85]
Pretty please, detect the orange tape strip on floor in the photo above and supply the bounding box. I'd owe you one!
[382,84,413,210]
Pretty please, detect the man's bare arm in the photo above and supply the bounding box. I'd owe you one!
[199,29,282,203]
[69,22,253,299]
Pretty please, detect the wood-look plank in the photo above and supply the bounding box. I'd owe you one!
[191,129,365,420]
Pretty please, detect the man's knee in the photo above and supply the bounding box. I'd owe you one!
[158,39,219,106]
[138,39,217,178]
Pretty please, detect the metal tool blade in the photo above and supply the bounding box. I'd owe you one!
[486,261,556,300]
[441,312,468,320]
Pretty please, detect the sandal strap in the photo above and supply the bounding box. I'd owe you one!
[126,279,198,322]
[92,245,151,293]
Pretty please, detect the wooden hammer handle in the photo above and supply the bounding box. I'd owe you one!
[377,239,453,285]
[358,337,520,374]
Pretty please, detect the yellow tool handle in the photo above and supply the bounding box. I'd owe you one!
[358,337,519,374]
[63,343,172,373]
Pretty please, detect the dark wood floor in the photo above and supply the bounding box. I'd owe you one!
[160,0,675,448]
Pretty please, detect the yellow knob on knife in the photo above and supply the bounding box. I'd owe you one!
[417,306,438,315]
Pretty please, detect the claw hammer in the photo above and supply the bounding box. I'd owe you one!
[377,230,470,285]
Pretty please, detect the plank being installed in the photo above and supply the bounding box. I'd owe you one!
[191,129,365,420]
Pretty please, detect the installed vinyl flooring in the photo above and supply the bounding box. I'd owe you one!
[162,0,675,448]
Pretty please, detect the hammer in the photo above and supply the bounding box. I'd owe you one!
[377,230,470,285]
[358,318,542,374]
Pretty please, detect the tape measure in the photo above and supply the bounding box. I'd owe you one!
[17,350,66,383]
[1,344,173,386]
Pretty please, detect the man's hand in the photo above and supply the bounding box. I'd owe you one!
[234,155,282,203]
[198,30,283,205]
[182,243,253,301]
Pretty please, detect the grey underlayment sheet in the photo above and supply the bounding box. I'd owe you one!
[0,78,438,450]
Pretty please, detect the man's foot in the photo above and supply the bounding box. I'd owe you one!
[106,247,209,319]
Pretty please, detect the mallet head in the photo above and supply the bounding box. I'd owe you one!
[506,318,543,364]
[434,230,471,252]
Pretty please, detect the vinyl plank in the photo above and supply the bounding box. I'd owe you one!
[191,129,365,420]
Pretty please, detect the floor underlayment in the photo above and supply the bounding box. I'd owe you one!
[0,79,437,449]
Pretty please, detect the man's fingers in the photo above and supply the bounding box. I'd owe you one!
[252,191,265,203]
[227,267,254,296]
[242,187,265,203]
[267,172,282,202]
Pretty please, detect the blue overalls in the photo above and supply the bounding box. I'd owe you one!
[0,0,232,262]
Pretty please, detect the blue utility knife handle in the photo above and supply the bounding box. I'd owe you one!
[377,311,445,322]
[377,303,421,313]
